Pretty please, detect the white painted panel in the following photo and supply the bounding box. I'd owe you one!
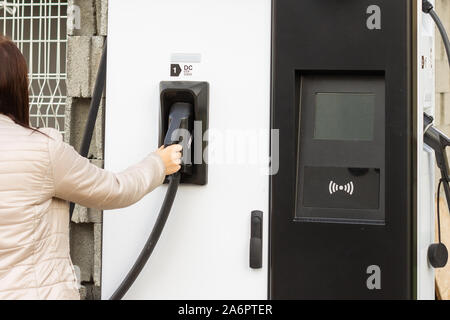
[418,146,435,299]
[102,0,271,299]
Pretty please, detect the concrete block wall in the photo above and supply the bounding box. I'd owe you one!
[66,0,107,300]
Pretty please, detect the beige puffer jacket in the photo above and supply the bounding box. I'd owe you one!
[0,114,166,300]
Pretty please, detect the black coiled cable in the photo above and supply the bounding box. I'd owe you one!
[109,173,180,300]
[423,1,450,70]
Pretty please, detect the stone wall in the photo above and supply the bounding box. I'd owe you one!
[66,0,107,300]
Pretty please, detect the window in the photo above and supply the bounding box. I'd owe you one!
[1,0,67,133]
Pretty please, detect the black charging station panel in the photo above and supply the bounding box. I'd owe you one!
[160,81,209,185]
[297,74,385,223]
[270,0,414,299]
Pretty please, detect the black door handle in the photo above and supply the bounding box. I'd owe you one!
[250,210,263,269]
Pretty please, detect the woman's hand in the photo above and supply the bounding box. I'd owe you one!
[155,144,183,175]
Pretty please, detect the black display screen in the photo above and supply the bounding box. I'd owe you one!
[314,93,375,141]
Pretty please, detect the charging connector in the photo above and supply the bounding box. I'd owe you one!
[422,0,434,13]
[164,102,194,176]
[423,114,450,268]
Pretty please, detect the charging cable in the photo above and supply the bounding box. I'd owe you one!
[69,40,107,220]
[423,1,450,69]
[110,103,193,300]
[71,38,191,298]
[430,179,449,268]
[109,172,181,300]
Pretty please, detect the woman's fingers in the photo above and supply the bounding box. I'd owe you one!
[173,144,182,152]
[160,144,182,151]
[166,164,181,175]
[172,151,182,160]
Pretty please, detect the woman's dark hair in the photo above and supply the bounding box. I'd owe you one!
[0,34,46,135]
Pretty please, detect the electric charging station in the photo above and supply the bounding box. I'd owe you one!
[102,0,437,299]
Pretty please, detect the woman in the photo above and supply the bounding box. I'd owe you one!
[0,35,182,299]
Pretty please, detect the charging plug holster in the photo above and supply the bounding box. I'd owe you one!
[159,81,209,185]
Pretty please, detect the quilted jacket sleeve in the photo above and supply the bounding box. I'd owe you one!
[44,128,166,210]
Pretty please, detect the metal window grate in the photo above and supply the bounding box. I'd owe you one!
[0,0,67,133]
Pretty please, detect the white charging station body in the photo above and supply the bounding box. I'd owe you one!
[417,0,436,299]
[102,0,436,299]
[102,0,271,299]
